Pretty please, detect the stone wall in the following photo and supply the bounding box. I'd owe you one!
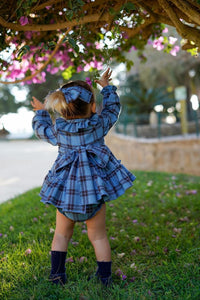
[105,133,200,176]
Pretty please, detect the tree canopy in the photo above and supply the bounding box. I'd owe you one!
[0,0,200,85]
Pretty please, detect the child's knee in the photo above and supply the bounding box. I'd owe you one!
[55,228,74,240]
[87,230,107,243]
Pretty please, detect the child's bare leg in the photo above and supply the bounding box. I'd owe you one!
[52,209,75,251]
[86,203,111,261]
[50,210,75,285]
[86,203,112,285]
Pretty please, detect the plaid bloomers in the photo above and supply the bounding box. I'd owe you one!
[32,85,136,221]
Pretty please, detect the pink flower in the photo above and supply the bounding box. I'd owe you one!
[130,276,136,282]
[24,31,33,39]
[71,241,79,246]
[162,27,168,33]
[115,269,123,276]
[170,45,180,56]
[77,66,83,72]
[173,228,182,234]
[25,248,32,255]
[131,46,137,51]
[45,6,52,10]
[85,77,92,86]
[83,63,91,72]
[66,257,74,263]
[79,256,87,263]
[132,219,138,223]
[19,16,29,26]
[175,248,181,253]
[185,190,197,195]
[130,249,137,255]
[153,37,164,51]
[169,37,177,45]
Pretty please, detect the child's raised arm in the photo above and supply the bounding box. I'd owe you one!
[96,68,121,136]
[95,68,112,88]
[32,97,58,146]
[31,96,45,111]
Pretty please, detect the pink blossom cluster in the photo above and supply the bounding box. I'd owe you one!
[152,27,180,56]
[1,39,104,84]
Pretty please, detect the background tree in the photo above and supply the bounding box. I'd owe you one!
[0,85,22,116]
[0,0,200,85]
[119,74,175,124]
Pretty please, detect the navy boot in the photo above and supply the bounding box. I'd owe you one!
[49,251,67,285]
[96,261,112,287]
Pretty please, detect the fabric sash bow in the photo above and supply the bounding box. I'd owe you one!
[60,86,92,103]
[55,145,110,173]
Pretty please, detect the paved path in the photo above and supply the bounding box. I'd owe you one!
[0,140,58,204]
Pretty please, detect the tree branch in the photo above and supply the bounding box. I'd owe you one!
[0,28,71,84]
[0,13,109,31]
[31,0,63,12]
[172,0,200,26]
[158,0,200,48]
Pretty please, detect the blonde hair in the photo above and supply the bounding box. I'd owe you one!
[45,90,67,112]
[44,81,95,119]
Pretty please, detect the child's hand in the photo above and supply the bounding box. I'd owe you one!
[31,96,45,111]
[95,68,112,88]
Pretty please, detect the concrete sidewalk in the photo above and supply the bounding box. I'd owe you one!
[0,140,58,204]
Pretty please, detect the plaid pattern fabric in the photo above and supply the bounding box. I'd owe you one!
[32,85,136,214]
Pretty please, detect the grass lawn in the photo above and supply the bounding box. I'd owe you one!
[0,170,200,300]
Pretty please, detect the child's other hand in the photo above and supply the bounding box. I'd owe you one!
[95,68,112,88]
[31,96,45,111]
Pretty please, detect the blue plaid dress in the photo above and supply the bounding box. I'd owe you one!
[32,85,136,217]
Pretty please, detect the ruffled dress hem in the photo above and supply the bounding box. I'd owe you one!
[39,176,135,214]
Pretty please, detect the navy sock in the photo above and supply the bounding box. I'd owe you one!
[96,261,112,278]
[49,251,67,285]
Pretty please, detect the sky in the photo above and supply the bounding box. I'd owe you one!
[0,86,34,138]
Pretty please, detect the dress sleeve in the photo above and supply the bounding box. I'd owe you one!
[32,110,58,146]
[99,85,121,136]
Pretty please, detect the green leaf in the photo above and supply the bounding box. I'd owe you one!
[48,41,56,48]
[187,47,198,57]
[17,45,30,59]
[109,7,116,15]
[68,37,79,52]
[77,0,85,6]
[68,0,73,9]
[125,2,135,11]
[62,66,75,80]
[92,81,97,89]
[65,10,73,21]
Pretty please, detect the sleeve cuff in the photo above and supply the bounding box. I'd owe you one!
[35,109,49,116]
[101,85,117,95]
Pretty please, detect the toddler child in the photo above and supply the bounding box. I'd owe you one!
[31,68,136,286]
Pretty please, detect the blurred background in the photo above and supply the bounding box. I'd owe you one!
[0,26,200,203]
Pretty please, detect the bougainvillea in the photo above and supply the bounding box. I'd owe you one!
[0,0,200,84]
